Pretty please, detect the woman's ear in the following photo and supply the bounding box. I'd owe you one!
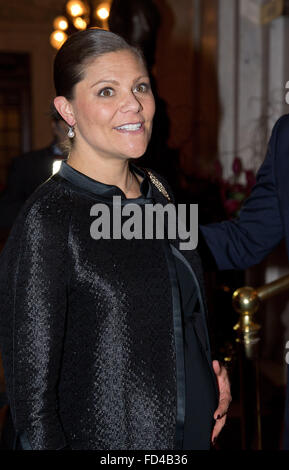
[54,96,75,126]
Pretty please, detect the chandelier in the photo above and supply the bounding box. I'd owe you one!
[50,0,111,50]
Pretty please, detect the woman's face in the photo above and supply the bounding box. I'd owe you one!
[65,50,155,161]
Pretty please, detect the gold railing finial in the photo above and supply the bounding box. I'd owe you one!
[231,273,289,450]
[232,286,261,359]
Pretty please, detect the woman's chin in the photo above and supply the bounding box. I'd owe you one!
[127,152,147,160]
[120,146,149,160]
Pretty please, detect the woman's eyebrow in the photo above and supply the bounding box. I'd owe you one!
[90,75,149,88]
[134,75,150,82]
[91,79,119,88]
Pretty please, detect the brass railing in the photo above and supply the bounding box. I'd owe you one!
[232,273,289,450]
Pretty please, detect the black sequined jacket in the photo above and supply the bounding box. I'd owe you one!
[0,161,218,450]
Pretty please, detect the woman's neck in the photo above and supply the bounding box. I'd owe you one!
[67,151,143,198]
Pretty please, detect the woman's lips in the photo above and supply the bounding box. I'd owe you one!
[113,122,144,134]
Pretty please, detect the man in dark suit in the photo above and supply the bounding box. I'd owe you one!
[200,114,289,449]
[0,116,68,229]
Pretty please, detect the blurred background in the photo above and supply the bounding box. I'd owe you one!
[1,0,289,450]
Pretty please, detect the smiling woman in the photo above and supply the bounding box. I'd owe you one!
[0,28,231,451]
[53,29,155,197]
[54,49,155,186]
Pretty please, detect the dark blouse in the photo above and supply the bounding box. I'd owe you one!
[0,160,217,450]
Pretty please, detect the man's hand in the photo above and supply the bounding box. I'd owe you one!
[211,360,232,444]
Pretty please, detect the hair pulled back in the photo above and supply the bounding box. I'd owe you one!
[54,28,145,100]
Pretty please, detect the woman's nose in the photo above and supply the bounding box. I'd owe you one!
[119,92,142,113]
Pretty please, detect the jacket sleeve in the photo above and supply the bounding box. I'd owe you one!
[0,189,70,449]
[200,116,285,270]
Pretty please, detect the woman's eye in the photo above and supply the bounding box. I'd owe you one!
[134,83,149,93]
[98,88,114,97]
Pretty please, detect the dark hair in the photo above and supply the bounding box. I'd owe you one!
[54,27,146,100]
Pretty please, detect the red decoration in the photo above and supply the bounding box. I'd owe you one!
[215,158,256,219]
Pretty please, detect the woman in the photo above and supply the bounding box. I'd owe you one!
[0,28,227,450]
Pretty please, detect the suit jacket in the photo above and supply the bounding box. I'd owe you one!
[200,113,289,449]
[0,161,218,450]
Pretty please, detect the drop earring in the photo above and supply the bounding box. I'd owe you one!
[67,125,75,138]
